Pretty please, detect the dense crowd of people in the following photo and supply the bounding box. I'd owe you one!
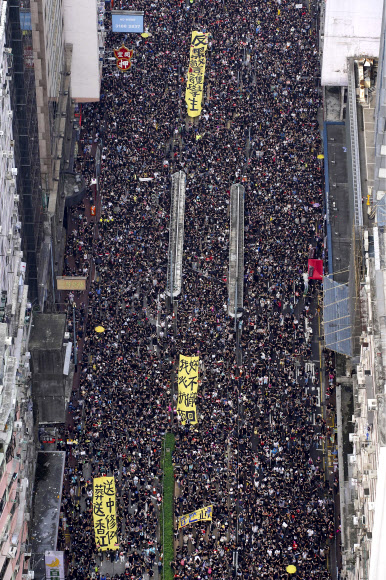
[58,0,336,578]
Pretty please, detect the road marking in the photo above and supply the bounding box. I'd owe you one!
[305,362,315,377]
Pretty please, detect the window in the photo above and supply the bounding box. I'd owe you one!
[0,491,5,517]
[0,558,10,580]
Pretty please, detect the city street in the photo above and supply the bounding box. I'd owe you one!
[53,1,337,579]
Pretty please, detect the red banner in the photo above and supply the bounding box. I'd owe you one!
[308,259,323,280]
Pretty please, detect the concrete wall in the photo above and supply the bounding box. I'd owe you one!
[63,0,100,102]
[321,0,383,86]
[373,0,386,222]
[0,7,36,579]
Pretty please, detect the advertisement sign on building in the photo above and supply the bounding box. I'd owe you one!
[45,551,65,580]
[113,45,133,72]
[111,11,144,33]
[56,276,87,291]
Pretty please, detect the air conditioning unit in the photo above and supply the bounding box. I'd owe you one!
[353,544,360,552]
[8,110,13,119]
[368,399,377,411]
[7,152,14,159]
[0,532,9,543]
[349,433,359,443]
[11,168,17,176]
[2,151,7,158]
[6,172,12,180]
[25,512,30,522]
[369,470,377,478]
[353,516,359,526]
[14,195,19,203]
[348,454,356,464]
[0,131,3,136]
[7,546,16,559]
[368,502,375,510]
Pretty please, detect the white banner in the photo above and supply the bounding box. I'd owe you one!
[45,551,65,580]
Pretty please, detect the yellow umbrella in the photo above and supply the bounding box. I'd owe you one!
[95,326,105,333]
[317,154,324,159]
[286,565,297,574]
[141,32,150,38]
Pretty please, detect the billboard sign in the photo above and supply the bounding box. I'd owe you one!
[45,551,65,580]
[111,11,144,33]
[56,276,87,291]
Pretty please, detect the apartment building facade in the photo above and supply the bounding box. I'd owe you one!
[0,2,35,579]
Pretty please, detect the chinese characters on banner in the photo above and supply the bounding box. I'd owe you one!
[178,505,213,529]
[177,355,199,425]
[185,31,208,118]
[113,44,133,72]
[93,477,119,550]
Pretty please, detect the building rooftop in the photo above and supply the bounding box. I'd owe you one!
[29,314,66,351]
[30,451,66,576]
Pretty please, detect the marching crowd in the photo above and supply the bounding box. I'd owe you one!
[59,0,336,578]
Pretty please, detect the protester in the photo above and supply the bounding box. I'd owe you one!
[58,0,334,578]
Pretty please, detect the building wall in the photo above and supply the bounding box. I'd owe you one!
[321,0,383,86]
[29,0,75,310]
[0,4,35,580]
[0,1,20,297]
[8,0,44,304]
[42,0,64,101]
[340,10,386,574]
[373,0,386,224]
[63,0,100,102]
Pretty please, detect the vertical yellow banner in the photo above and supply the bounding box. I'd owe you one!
[177,355,199,424]
[185,31,208,118]
[93,477,118,551]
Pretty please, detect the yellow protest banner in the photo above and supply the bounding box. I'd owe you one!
[93,477,118,551]
[185,31,208,118]
[178,505,213,529]
[177,355,199,425]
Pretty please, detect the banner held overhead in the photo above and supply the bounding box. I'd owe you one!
[177,355,199,425]
[185,31,208,118]
[93,477,119,550]
[178,505,213,529]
